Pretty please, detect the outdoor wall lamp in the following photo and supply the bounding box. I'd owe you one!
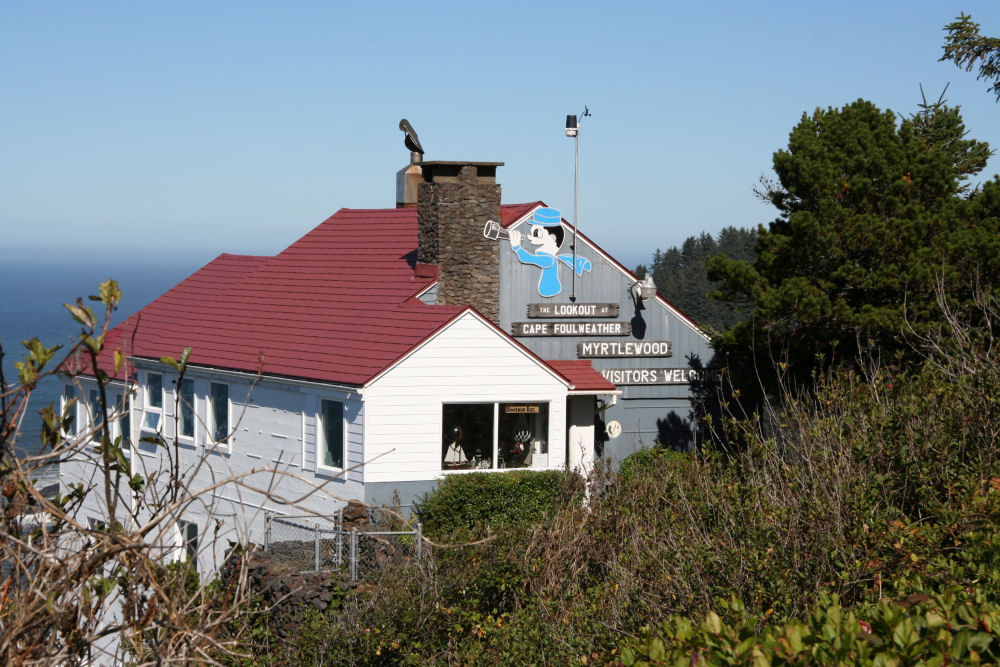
[632,274,658,301]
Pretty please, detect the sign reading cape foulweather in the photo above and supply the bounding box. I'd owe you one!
[527,303,619,318]
[513,321,631,337]
[577,340,672,358]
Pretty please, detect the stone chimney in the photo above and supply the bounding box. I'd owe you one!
[417,161,503,323]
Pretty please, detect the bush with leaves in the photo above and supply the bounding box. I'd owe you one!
[415,469,581,540]
[0,280,329,664]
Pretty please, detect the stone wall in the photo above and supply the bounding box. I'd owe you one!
[230,547,347,637]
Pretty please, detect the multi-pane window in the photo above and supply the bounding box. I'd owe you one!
[63,385,77,436]
[178,520,199,571]
[209,383,229,443]
[319,400,344,469]
[142,373,163,432]
[89,389,103,434]
[178,379,194,439]
[113,391,131,452]
[442,402,549,470]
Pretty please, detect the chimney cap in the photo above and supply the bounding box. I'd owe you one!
[419,160,504,167]
[420,161,504,184]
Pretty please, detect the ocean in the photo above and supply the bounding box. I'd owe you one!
[0,257,206,487]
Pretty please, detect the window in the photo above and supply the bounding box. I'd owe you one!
[178,379,194,439]
[142,373,163,432]
[209,382,229,443]
[442,403,493,469]
[319,399,344,469]
[63,385,77,436]
[442,402,549,470]
[113,391,131,453]
[89,388,103,431]
[498,403,549,469]
[177,520,199,571]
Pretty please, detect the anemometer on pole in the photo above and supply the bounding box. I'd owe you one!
[565,106,591,303]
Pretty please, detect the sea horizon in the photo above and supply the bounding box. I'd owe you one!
[1,256,208,486]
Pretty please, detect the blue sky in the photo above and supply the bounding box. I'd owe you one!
[3,1,1000,271]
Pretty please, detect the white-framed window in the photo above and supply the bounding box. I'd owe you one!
[112,389,132,456]
[441,402,550,471]
[63,385,77,437]
[88,389,103,431]
[176,520,199,571]
[142,372,163,433]
[318,399,345,470]
[209,382,230,444]
[177,378,195,440]
[87,388,104,449]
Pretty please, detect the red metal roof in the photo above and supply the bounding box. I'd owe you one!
[546,360,618,393]
[78,204,545,387]
[499,201,540,227]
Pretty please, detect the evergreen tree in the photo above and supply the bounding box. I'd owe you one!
[709,98,1000,395]
[645,227,757,330]
[941,13,1000,102]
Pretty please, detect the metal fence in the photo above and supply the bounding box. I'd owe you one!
[262,511,423,581]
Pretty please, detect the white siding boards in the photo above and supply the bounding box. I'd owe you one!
[363,310,569,485]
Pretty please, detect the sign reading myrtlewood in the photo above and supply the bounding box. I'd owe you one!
[600,368,723,385]
[577,340,673,358]
[513,321,631,337]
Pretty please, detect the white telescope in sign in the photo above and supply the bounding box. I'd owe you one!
[482,219,509,241]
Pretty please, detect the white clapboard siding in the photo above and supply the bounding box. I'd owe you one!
[364,311,568,484]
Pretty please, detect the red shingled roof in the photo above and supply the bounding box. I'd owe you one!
[77,204,548,387]
[546,360,618,393]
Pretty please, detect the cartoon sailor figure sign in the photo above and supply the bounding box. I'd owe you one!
[504,208,591,297]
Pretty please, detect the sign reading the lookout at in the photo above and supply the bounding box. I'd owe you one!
[528,303,618,318]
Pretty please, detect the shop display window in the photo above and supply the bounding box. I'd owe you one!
[441,402,548,470]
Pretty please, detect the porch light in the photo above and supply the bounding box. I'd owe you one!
[632,274,657,301]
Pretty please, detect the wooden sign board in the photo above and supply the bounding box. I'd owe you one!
[599,368,723,385]
[577,340,672,358]
[505,405,540,414]
[513,321,631,337]
[527,303,619,318]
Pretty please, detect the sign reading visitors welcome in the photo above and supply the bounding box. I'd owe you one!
[513,321,631,337]
[599,368,723,385]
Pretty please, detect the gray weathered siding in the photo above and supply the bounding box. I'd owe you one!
[498,209,715,460]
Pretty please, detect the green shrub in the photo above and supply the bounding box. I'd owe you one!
[618,556,1000,666]
[416,469,581,539]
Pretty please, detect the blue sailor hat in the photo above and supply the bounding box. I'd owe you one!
[529,207,562,227]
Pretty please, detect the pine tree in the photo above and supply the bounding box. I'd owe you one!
[645,227,757,330]
[941,13,1000,102]
[709,98,1000,395]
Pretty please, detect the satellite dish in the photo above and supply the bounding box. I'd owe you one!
[399,118,424,155]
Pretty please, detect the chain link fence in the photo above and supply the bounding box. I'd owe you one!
[262,510,423,581]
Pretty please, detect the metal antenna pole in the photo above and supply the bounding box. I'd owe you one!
[571,128,579,303]
[566,106,589,303]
